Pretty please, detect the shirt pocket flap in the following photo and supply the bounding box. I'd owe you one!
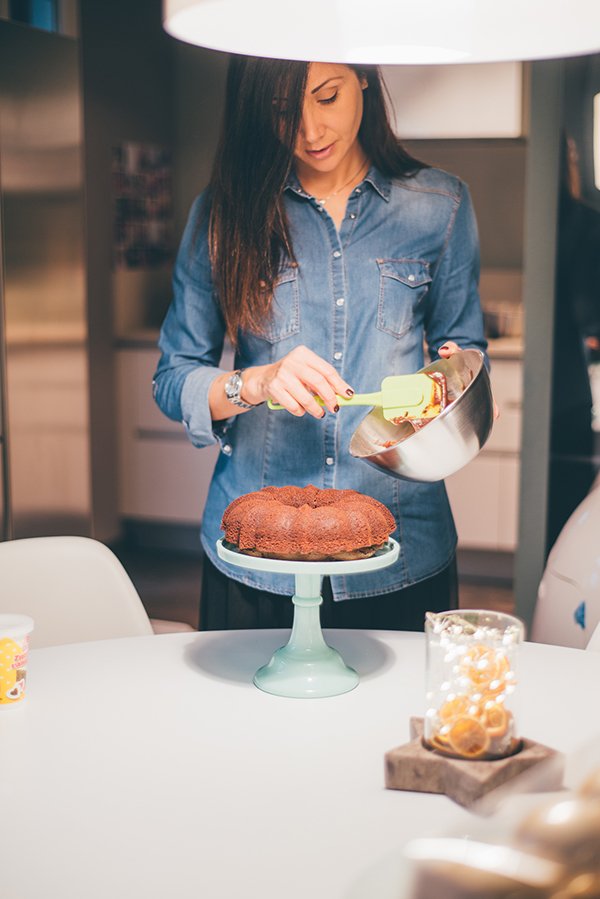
[263,262,300,343]
[377,259,431,288]
[275,263,298,286]
[376,259,432,339]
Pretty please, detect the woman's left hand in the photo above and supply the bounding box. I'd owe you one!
[439,342,499,420]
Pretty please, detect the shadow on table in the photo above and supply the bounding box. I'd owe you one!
[184,628,396,686]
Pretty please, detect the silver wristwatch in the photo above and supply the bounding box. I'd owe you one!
[224,369,253,409]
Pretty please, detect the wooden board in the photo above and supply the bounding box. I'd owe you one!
[384,718,564,809]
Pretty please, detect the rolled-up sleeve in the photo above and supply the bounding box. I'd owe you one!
[153,194,233,449]
[424,183,489,368]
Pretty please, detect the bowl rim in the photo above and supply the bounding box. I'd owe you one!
[350,348,488,458]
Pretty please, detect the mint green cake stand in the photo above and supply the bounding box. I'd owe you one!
[216,537,399,698]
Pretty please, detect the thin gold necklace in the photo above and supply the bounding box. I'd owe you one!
[314,157,369,205]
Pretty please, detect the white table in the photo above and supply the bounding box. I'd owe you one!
[2,630,600,899]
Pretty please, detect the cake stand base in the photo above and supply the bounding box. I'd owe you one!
[217,538,399,699]
[254,591,359,698]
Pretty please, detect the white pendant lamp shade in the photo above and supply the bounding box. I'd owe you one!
[164,0,600,65]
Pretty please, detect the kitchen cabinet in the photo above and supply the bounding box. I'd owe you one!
[445,348,523,551]
[6,342,90,536]
[116,346,231,525]
[382,62,523,139]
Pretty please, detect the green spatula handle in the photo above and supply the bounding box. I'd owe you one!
[267,387,423,411]
[267,393,380,411]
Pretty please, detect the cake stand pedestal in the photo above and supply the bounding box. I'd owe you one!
[216,537,399,698]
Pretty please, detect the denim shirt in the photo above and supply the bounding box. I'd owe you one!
[153,165,487,600]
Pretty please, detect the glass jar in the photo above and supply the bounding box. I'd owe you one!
[424,610,524,760]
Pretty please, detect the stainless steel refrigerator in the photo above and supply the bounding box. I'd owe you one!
[0,14,92,540]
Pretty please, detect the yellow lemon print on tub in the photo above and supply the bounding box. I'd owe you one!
[0,636,29,704]
[0,615,34,707]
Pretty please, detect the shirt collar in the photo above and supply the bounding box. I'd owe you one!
[284,164,391,202]
[284,168,304,195]
[363,166,391,201]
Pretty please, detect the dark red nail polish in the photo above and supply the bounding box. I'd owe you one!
[346,388,354,397]
[334,404,340,412]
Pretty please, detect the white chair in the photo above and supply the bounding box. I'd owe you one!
[0,536,193,649]
[532,481,600,650]
[586,622,600,652]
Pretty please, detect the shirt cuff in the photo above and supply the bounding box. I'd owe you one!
[181,366,233,448]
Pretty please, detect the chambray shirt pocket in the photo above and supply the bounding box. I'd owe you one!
[377,259,432,339]
[262,262,300,343]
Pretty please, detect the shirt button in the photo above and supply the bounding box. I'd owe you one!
[317,206,324,212]
[336,297,345,306]
[408,274,415,282]
[334,352,342,360]
[223,444,232,456]
[349,213,356,219]
[355,188,361,194]
[333,250,341,258]
[326,457,334,466]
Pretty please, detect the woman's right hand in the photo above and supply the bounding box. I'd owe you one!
[241,345,354,418]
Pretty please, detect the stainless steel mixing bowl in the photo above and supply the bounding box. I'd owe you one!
[349,349,493,482]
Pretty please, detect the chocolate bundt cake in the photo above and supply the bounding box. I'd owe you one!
[221,485,396,561]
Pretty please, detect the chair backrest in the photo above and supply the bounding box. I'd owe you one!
[0,536,154,648]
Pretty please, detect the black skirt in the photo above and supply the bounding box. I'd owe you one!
[200,554,458,632]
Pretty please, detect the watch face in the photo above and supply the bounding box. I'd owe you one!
[224,370,254,408]
[225,372,242,398]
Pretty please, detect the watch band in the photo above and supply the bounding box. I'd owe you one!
[224,370,254,409]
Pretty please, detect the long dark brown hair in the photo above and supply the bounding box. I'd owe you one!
[204,56,426,344]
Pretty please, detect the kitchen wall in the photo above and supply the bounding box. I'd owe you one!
[403,139,526,271]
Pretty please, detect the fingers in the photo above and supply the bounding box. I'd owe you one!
[265,346,353,419]
[305,369,346,414]
[437,344,498,420]
[438,341,461,358]
[292,346,353,410]
[275,388,323,418]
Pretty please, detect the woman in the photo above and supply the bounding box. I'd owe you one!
[153,57,488,631]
